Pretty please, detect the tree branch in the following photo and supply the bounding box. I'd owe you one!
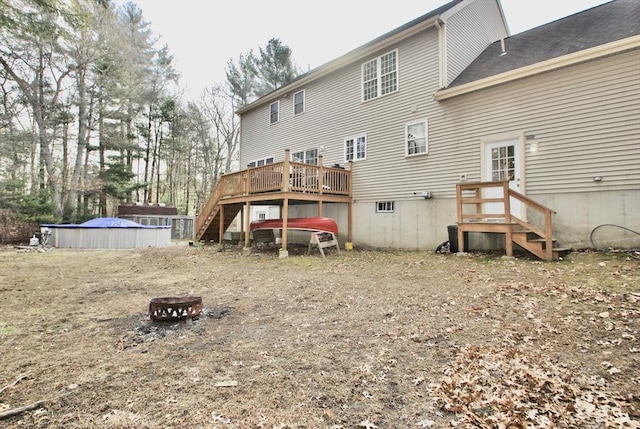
[0,374,27,394]
[0,400,44,420]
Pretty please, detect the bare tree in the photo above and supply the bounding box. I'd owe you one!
[0,0,75,217]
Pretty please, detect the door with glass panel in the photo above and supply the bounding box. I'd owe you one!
[482,139,523,220]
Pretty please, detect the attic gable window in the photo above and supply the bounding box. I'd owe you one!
[345,134,367,162]
[362,49,398,101]
[294,90,305,115]
[269,101,279,124]
[406,119,428,156]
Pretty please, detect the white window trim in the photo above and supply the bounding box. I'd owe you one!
[247,155,275,168]
[405,118,428,157]
[269,101,279,124]
[344,134,367,162]
[293,90,305,115]
[361,49,399,102]
[376,201,395,213]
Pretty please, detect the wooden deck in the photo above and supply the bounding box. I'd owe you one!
[195,150,353,251]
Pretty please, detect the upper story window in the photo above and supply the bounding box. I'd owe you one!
[362,50,398,101]
[345,134,367,162]
[291,148,318,165]
[294,90,305,115]
[269,101,279,124]
[247,156,275,168]
[406,119,428,156]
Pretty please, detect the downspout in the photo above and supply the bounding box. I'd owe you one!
[435,19,446,89]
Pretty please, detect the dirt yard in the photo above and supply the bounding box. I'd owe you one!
[0,244,638,428]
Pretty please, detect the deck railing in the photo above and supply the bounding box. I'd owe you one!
[456,181,554,260]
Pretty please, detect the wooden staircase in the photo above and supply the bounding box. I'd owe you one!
[456,181,571,261]
[512,229,571,261]
[194,181,241,243]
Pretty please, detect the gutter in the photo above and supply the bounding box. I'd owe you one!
[434,35,640,101]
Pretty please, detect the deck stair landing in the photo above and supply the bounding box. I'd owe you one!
[456,181,571,261]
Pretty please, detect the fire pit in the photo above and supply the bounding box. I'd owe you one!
[149,296,203,321]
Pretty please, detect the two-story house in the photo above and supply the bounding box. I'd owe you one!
[195,0,640,260]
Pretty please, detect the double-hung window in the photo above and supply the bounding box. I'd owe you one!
[406,119,428,156]
[362,50,398,101]
[291,148,318,165]
[269,101,279,124]
[345,135,367,162]
[247,156,275,168]
[294,90,305,115]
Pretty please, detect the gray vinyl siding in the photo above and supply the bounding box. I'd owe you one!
[444,0,507,86]
[434,49,640,196]
[241,27,445,202]
[239,13,638,205]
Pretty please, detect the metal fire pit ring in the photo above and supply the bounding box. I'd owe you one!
[149,296,203,321]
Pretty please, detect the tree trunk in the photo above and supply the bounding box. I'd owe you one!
[98,97,107,217]
[66,66,92,221]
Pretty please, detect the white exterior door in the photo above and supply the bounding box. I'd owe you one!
[482,139,524,220]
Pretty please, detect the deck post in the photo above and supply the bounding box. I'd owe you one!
[456,184,464,252]
[346,161,354,250]
[243,201,252,251]
[503,181,513,256]
[282,149,291,192]
[318,155,324,195]
[280,198,289,258]
[545,209,553,261]
[318,155,324,215]
[219,204,225,245]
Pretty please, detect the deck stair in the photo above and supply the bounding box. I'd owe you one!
[456,181,571,261]
[512,230,571,261]
[195,182,241,243]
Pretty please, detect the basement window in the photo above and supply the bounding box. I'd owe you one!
[376,201,395,213]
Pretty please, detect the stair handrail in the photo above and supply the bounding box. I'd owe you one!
[508,189,554,261]
[194,176,226,240]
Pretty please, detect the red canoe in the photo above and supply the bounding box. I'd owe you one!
[250,217,338,236]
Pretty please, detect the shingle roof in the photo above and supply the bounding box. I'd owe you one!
[449,0,640,87]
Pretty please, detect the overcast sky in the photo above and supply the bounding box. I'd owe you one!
[113,0,609,100]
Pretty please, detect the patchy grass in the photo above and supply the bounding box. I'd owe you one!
[0,245,638,428]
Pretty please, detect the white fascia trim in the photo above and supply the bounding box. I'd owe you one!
[434,35,640,101]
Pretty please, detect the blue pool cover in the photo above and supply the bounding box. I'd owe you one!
[42,217,170,229]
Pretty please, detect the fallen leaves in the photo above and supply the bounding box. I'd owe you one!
[429,345,639,428]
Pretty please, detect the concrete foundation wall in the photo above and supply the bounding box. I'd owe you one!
[288,189,640,251]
